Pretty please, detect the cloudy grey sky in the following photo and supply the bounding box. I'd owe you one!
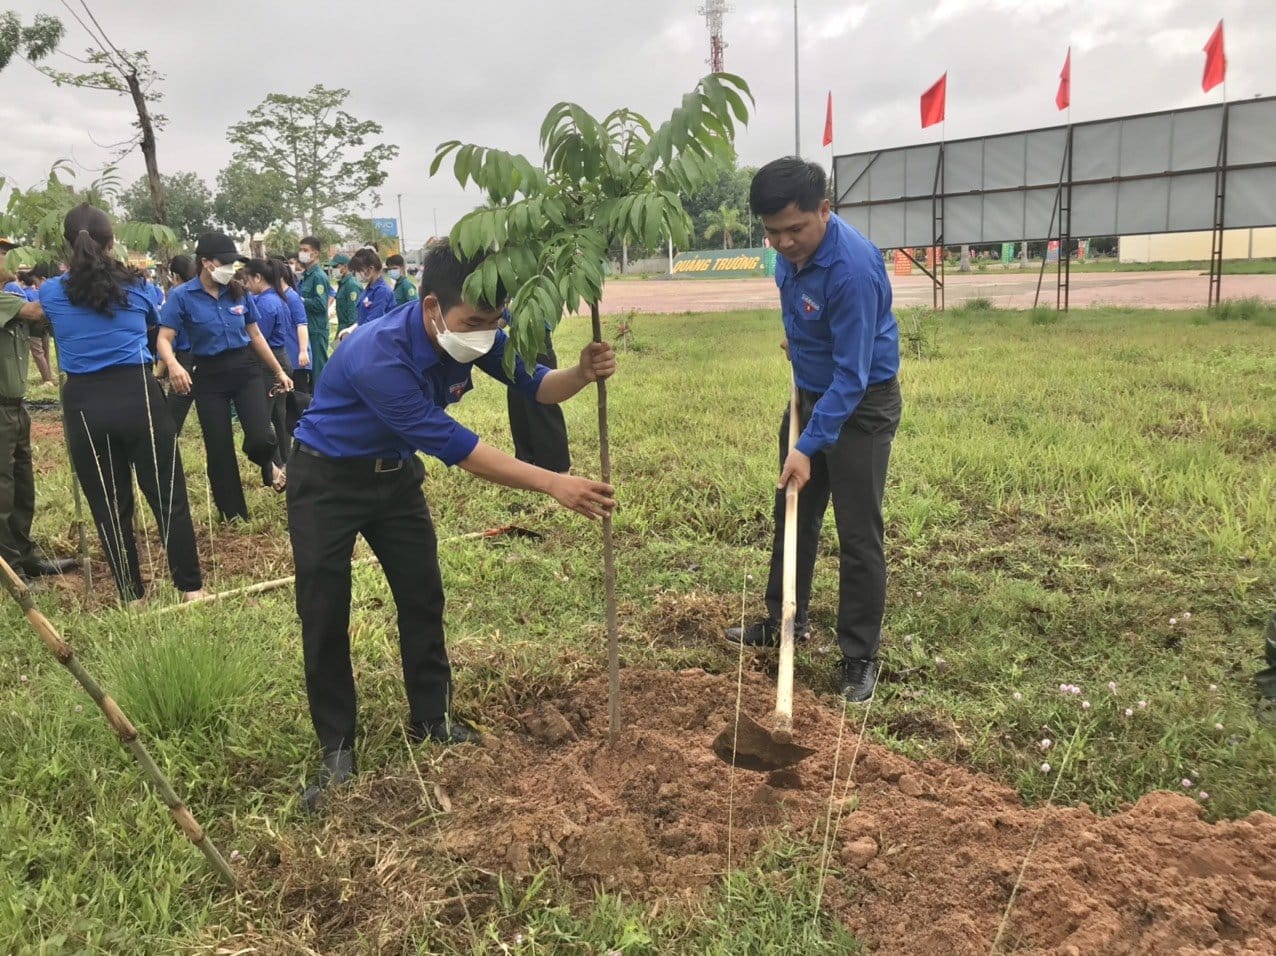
[2,0,1272,247]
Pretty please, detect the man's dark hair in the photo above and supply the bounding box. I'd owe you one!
[385,253,405,268]
[419,239,507,313]
[299,236,322,251]
[349,248,382,274]
[749,157,827,216]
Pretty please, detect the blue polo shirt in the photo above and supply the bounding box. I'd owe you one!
[22,285,39,303]
[775,214,899,457]
[159,278,260,357]
[252,289,292,350]
[357,277,396,325]
[3,281,25,299]
[141,280,164,309]
[283,287,306,367]
[38,274,156,373]
[295,300,549,464]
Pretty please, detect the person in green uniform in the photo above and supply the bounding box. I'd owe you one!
[331,253,361,335]
[386,254,419,307]
[0,291,78,584]
[298,236,332,384]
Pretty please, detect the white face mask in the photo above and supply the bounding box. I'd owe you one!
[387,268,401,281]
[432,308,496,363]
[210,263,236,285]
[298,251,312,265]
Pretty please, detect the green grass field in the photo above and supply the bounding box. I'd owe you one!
[1,302,1273,952]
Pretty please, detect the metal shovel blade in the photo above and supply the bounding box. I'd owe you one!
[712,710,816,773]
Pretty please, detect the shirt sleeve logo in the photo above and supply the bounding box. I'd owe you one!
[800,293,822,315]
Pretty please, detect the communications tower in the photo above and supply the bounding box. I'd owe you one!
[699,0,729,73]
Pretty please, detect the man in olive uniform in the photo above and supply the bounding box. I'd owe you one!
[386,254,419,308]
[331,254,361,336]
[0,292,78,583]
[298,236,332,384]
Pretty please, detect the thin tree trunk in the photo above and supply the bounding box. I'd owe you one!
[125,71,165,227]
[590,300,620,745]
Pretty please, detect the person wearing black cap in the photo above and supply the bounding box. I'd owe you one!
[37,204,202,603]
[157,232,294,522]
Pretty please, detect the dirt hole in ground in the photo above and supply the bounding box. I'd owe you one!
[257,668,1276,954]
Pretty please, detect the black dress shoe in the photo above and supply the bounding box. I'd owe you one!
[21,557,79,577]
[300,748,356,813]
[722,617,812,650]
[838,658,879,703]
[409,716,482,746]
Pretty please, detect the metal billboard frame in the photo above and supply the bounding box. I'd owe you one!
[833,96,1276,310]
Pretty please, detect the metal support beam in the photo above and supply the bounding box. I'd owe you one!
[1209,102,1230,309]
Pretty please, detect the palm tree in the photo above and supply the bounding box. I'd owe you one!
[703,203,747,250]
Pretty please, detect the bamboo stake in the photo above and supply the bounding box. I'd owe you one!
[151,524,537,615]
[590,301,620,746]
[0,553,236,888]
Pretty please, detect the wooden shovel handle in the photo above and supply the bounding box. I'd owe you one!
[775,377,801,734]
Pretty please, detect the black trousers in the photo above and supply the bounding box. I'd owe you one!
[190,347,277,522]
[166,350,195,435]
[0,400,36,568]
[506,341,571,473]
[287,447,449,754]
[62,365,202,600]
[258,346,291,484]
[765,377,902,661]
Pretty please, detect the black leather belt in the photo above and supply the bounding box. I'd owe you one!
[0,396,22,407]
[292,440,406,473]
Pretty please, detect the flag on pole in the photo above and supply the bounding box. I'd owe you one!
[921,73,947,129]
[1056,47,1071,111]
[822,92,833,147]
[1202,20,1226,93]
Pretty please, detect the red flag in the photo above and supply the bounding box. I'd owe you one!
[921,73,947,129]
[1056,47,1071,111]
[822,91,833,147]
[1202,19,1226,93]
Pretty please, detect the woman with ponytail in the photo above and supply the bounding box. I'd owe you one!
[243,258,308,486]
[36,203,205,604]
[158,232,293,520]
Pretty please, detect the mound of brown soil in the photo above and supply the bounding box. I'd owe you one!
[272,668,1276,954]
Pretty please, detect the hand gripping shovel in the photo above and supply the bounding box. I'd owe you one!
[713,378,816,772]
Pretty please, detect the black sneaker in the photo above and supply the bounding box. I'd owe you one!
[409,716,482,746]
[300,748,356,813]
[722,617,811,650]
[838,658,878,703]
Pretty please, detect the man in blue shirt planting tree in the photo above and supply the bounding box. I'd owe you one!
[724,157,902,704]
[290,238,616,811]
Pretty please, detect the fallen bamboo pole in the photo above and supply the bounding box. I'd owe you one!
[0,554,236,888]
[153,523,542,615]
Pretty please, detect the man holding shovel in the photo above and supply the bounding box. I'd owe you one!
[288,239,616,811]
[723,157,902,703]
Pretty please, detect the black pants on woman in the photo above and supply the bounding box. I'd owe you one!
[166,349,195,435]
[190,347,277,522]
[258,346,292,485]
[62,365,203,601]
[506,339,571,473]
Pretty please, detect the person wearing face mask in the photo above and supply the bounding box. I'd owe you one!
[330,253,361,336]
[348,248,395,329]
[297,237,332,385]
[722,158,902,705]
[288,238,617,811]
[157,232,294,519]
[385,253,418,308]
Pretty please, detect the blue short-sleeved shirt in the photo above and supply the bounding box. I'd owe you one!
[252,289,293,350]
[159,278,259,357]
[38,274,156,373]
[357,278,396,326]
[141,280,164,309]
[22,285,39,303]
[283,287,306,367]
[3,281,25,299]
[775,214,900,456]
[294,300,550,464]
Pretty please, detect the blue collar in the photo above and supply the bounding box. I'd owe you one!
[807,216,840,270]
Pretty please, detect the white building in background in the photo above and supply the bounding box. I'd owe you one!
[1119,228,1276,263]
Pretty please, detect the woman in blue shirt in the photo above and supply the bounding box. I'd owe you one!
[38,204,205,604]
[163,255,198,433]
[244,258,309,486]
[351,248,396,326]
[157,232,293,522]
[18,265,55,385]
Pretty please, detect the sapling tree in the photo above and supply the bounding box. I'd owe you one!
[431,73,753,741]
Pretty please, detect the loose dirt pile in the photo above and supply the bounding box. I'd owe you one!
[268,668,1276,954]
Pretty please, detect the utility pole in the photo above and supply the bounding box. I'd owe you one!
[396,193,406,256]
[793,0,801,155]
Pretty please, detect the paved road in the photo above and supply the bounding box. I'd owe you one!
[596,270,1276,315]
